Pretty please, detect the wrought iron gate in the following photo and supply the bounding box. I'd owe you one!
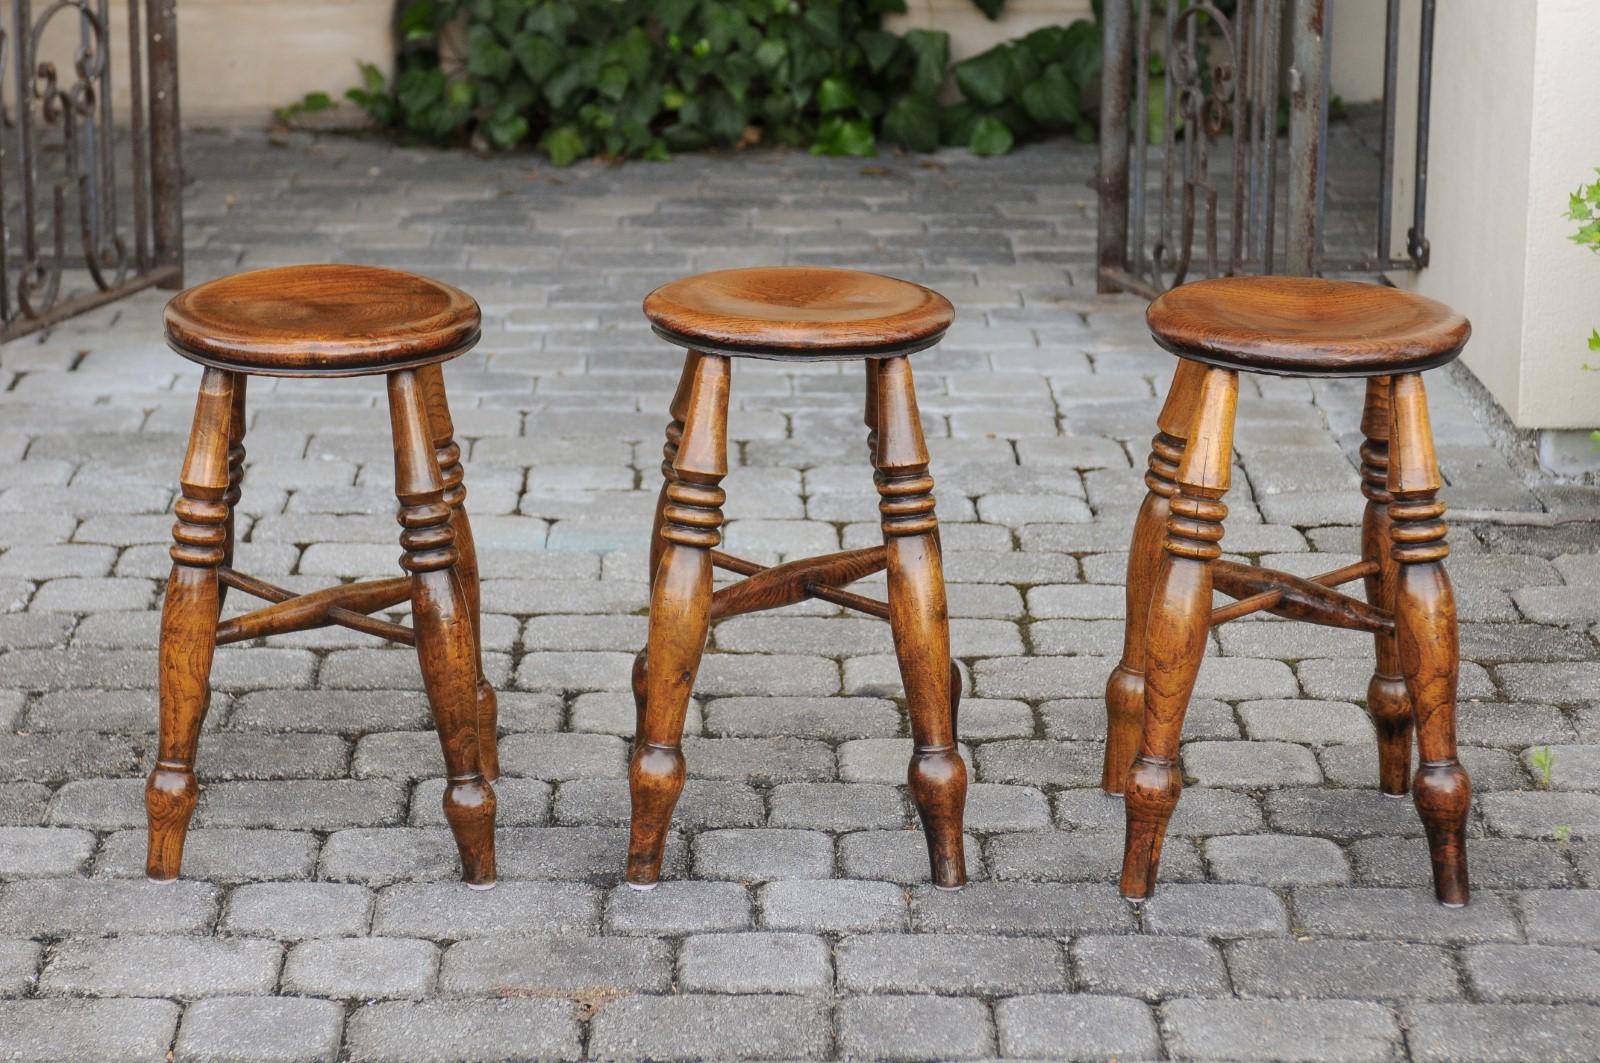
[1,0,183,341]
[1097,0,1434,297]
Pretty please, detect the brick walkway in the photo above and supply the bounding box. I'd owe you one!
[1,128,1598,1062]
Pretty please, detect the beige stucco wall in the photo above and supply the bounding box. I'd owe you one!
[888,0,1093,64]
[1383,0,1600,430]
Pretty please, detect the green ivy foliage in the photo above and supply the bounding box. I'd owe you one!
[321,0,1100,165]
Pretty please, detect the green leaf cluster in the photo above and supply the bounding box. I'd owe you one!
[942,21,1101,155]
[338,0,971,164]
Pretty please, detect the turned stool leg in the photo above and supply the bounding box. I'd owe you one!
[1105,358,1206,793]
[147,368,241,881]
[217,377,248,610]
[419,365,499,783]
[627,353,730,888]
[389,369,497,888]
[1388,372,1470,906]
[1360,376,1414,795]
[874,356,967,889]
[631,353,704,741]
[1121,367,1237,900]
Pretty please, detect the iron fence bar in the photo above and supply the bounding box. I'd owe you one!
[1377,0,1400,264]
[1407,0,1434,268]
[146,0,181,285]
[1128,0,1150,279]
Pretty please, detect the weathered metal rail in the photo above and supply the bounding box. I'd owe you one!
[1097,0,1434,297]
[2,0,183,341]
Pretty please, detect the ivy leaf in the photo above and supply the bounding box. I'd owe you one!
[611,27,654,82]
[817,76,858,114]
[596,62,630,101]
[1590,329,1600,352]
[543,60,588,110]
[858,30,902,75]
[466,25,514,80]
[397,1,440,41]
[485,112,529,148]
[1020,63,1079,127]
[753,37,788,73]
[540,125,586,166]
[802,4,842,47]
[511,33,561,84]
[967,115,1014,155]
[811,115,876,156]
[524,2,575,42]
[903,29,949,97]
[396,67,446,116]
[953,45,1013,108]
[358,61,387,95]
[969,0,1006,19]
[883,93,940,152]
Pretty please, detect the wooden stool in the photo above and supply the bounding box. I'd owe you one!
[147,265,498,889]
[1104,276,1474,907]
[626,267,968,890]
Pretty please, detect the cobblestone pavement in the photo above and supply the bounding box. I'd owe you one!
[1,127,1599,1062]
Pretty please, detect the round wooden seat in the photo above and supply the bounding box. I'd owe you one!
[1146,276,1470,377]
[643,267,955,359]
[165,264,480,376]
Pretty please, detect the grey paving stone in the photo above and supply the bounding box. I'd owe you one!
[1405,1002,1600,1063]
[0,877,219,935]
[837,994,995,1061]
[0,998,181,1062]
[373,881,599,938]
[222,882,375,940]
[588,994,830,1061]
[1227,939,1461,1001]
[197,780,408,831]
[996,993,1159,1061]
[0,826,96,878]
[768,782,905,831]
[680,736,835,783]
[342,999,581,1063]
[604,880,751,934]
[1162,997,1401,1062]
[1481,791,1600,838]
[692,828,836,882]
[94,828,319,883]
[175,996,344,1063]
[1182,740,1324,787]
[0,937,41,996]
[1465,943,1600,1003]
[0,782,50,826]
[281,937,439,999]
[1071,934,1229,1001]
[1056,785,1265,836]
[1519,889,1600,946]
[836,933,1066,994]
[677,932,831,994]
[986,828,1205,883]
[439,935,670,995]
[1143,883,1288,938]
[836,828,983,884]
[912,881,1135,934]
[1350,836,1574,890]
[758,879,909,933]
[40,935,282,998]
[703,696,901,739]
[1293,886,1521,943]
[1204,833,1351,886]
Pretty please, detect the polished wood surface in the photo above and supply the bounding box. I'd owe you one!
[148,267,496,887]
[627,276,965,887]
[1111,295,1471,906]
[165,265,480,376]
[1146,277,1469,377]
[644,267,954,359]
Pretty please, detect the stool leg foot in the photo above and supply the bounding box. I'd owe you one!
[1120,367,1235,901]
[627,354,728,888]
[147,368,239,881]
[1106,361,1200,795]
[391,370,496,888]
[1388,373,1469,906]
[1361,377,1414,796]
[875,356,966,889]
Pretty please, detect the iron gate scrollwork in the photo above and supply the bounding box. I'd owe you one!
[1,0,182,341]
[1097,0,1434,298]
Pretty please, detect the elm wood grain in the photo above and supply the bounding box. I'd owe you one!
[219,376,248,610]
[875,355,967,889]
[627,352,731,888]
[389,369,496,888]
[214,575,414,645]
[708,547,888,621]
[644,267,955,360]
[1120,366,1238,901]
[1389,372,1469,907]
[419,364,499,783]
[1207,559,1388,631]
[1362,376,1414,796]
[1146,276,1470,377]
[147,366,238,881]
[1103,357,1207,794]
[164,264,480,376]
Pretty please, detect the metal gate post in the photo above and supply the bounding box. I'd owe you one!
[148,0,185,288]
[1096,0,1134,293]
[1285,0,1326,276]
